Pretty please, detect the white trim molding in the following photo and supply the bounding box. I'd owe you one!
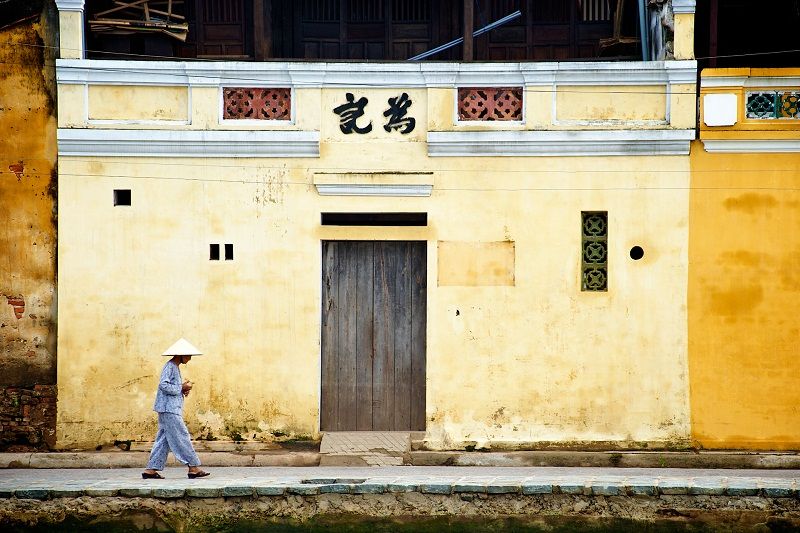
[315,184,433,197]
[701,139,800,153]
[55,0,85,11]
[672,0,696,14]
[313,172,433,196]
[57,129,320,158]
[427,129,696,156]
[56,59,697,89]
[701,76,800,89]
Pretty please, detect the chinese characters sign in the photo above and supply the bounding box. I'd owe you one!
[333,92,416,135]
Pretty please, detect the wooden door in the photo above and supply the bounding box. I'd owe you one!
[195,0,251,58]
[288,0,437,60]
[321,241,426,431]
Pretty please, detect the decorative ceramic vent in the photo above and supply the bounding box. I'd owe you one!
[223,88,291,120]
[457,87,523,121]
[582,212,608,292]
[746,91,800,119]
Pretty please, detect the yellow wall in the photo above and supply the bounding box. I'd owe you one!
[0,16,58,393]
[88,85,189,121]
[673,13,694,60]
[438,241,515,287]
[689,143,800,449]
[700,69,800,137]
[56,82,693,449]
[556,86,665,122]
[58,10,82,59]
[58,83,685,132]
[690,67,800,449]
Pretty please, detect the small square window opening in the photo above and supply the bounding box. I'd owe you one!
[210,244,220,260]
[113,189,131,206]
[224,244,233,260]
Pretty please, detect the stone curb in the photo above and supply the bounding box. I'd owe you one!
[4,480,797,500]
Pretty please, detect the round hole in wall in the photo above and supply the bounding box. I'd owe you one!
[630,246,644,260]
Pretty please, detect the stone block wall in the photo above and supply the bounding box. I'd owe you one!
[0,386,57,450]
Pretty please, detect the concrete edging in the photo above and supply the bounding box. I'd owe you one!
[0,452,320,469]
[409,451,800,469]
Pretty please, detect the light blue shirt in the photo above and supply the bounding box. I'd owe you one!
[152,360,184,414]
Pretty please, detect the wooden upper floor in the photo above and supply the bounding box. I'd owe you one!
[81,0,648,61]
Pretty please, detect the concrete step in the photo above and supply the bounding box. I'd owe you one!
[320,432,411,466]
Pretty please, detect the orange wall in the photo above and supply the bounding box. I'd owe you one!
[689,139,800,449]
[0,11,58,388]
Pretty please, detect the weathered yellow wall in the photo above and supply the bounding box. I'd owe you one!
[58,10,82,59]
[673,13,694,60]
[556,86,666,122]
[423,159,690,449]
[56,81,692,449]
[689,147,800,448]
[438,241,515,287]
[670,84,697,129]
[88,85,189,121]
[63,84,678,132]
[0,13,57,388]
[700,69,800,137]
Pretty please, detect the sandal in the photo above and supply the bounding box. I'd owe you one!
[142,472,164,479]
[188,470,210,479]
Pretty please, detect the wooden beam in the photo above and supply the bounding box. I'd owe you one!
[709,0,718,67]
[254,0,269,60]
[463,0,473,61]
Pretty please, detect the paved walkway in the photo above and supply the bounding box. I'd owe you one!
[1,466,799,499]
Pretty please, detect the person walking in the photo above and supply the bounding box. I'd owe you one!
[142,338,210,479]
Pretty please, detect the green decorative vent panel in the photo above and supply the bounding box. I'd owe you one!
[746,91,800,119]
[582,211,608,292]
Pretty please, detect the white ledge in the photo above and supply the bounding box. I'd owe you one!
[702,139,800,153]
[427,130,696,157]
[702,76,800,89]
[56,59,697,88]
[57,129,320,158]
[315,184,433,197]
[672,0,696,14]
[55,0,85,11]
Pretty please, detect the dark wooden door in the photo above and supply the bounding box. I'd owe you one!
[321,241,426,431]
[195,0,251,58]
[286,0,439,59]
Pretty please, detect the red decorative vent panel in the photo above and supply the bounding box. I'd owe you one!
[223,88,291,120]
[458,87,523,121]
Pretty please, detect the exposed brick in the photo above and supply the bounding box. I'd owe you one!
[5,296,25,319]
[0,385,56,450]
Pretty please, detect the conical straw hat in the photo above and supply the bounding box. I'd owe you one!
[162,338,203,356]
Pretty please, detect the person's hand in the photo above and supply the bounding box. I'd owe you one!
[181,380,193,397]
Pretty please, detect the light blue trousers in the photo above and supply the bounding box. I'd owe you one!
[146,412,201,470]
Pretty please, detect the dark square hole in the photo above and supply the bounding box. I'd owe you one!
[321,212,427,226]
[224,244,233,260]
[210,244,220,260]
[113,189,131,206]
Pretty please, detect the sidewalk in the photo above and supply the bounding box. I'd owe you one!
[1,465,799,499]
